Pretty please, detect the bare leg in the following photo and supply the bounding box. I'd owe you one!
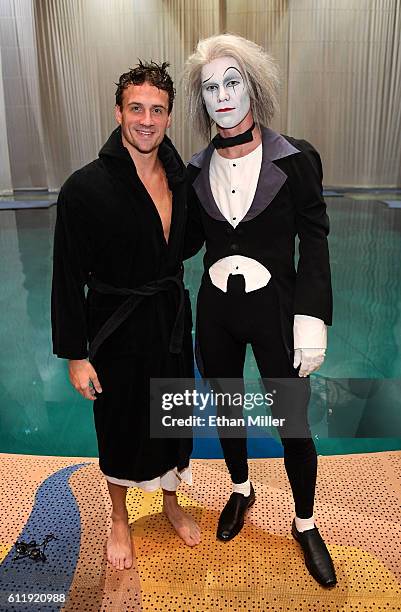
[162,489,201,546]
[106,481,133,570]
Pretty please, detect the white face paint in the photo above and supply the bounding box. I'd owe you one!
[201,56,251,129]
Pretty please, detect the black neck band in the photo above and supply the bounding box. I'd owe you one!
[212,122,255,149]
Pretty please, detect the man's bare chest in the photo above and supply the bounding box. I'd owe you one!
[142,172,172,242]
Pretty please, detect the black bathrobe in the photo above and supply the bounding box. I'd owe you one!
[51,127,193,481]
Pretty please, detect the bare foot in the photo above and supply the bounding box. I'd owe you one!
[163,496,201,547]
[107,514,133,570]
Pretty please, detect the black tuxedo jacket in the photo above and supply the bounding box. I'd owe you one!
[184,126,332,356]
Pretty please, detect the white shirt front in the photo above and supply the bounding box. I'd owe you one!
[209,145,272,292]
[209,143,262,229]
[208,144,327,349]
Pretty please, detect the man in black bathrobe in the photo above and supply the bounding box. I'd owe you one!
[51,61,200,570]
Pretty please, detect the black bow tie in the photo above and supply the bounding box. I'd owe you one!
[212,122,255,149]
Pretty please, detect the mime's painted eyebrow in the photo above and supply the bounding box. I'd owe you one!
[202,73,214,84]
[202,65,243,84]
[223,66,242,77]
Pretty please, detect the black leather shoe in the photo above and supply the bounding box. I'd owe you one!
[291,519,337,587]
[217,483,255,541]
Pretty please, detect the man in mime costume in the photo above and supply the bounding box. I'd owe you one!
[51,61,200,571]
[184,34,336,586]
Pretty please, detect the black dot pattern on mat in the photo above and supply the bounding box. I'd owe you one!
[0,460,89,611]
[1,454,401,610]
[60,462,142,611]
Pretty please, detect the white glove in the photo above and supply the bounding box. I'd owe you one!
[293,348,325,377]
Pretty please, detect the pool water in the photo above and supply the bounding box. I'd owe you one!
[0,196,400,459]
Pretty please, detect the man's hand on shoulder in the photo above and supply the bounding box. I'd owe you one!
[68,359,103,400]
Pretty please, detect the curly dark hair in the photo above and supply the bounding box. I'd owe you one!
[115,60,175,113]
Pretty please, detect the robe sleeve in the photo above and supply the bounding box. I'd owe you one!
[51,182,93,359]
[291,141,333,325]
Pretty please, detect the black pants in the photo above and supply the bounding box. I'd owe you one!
[197,274,317,518]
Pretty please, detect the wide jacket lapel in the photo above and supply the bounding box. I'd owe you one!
[242,127,301,222]
[190,127,301,224]
[191,143,227,222]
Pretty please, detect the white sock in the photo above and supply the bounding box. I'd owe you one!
[232,479,251,496]
[295,515,315,532]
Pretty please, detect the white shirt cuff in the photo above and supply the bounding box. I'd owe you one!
[293,314,327,349]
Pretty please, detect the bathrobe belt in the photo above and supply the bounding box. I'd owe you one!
[87,270,185,361]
